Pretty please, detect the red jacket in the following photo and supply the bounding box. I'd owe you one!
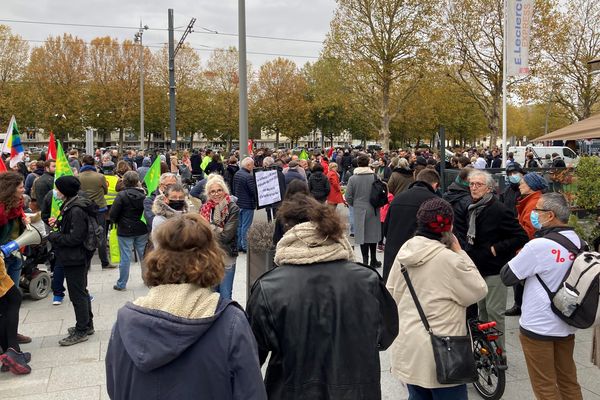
[326,170,344,204]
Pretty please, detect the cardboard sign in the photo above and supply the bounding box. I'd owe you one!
[254,169,281,208]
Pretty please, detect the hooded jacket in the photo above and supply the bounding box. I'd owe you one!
[48,195,96,266]
[387,167,414,196]
[109,187,147,237]
[106,284,267,400]
[308,170,330,202]
[386,235,487,389]
[442,182,472,248]
[136,157,152,182]
[223,164,239,191]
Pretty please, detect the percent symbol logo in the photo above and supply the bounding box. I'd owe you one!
[551,249,576,262]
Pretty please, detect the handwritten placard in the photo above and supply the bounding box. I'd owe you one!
[255,169,281,208]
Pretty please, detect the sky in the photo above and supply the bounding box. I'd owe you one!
[1,0,337,68]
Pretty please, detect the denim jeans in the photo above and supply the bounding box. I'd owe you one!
[116,234,148,289]
[52,261,66,298]
[407,384,467,400]
[216,262,236,300]
[5,255,22,287]
[237,208,254,252]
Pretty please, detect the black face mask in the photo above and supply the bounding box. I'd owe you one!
[169,200,185,211]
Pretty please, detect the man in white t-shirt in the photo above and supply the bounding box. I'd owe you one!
[501,192,583,400]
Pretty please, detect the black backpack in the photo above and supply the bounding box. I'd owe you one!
[369,174,389,209]
[83,208,104,252]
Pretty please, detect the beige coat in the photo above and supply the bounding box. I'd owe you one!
[386,235,488,388]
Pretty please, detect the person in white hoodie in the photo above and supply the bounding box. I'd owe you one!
[386,198,488,400]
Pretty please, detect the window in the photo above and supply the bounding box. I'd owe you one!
[26,131,36,140]
[563,148,576,158]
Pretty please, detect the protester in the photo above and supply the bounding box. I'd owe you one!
[262,157,286,222]
[283,160,306,184]
[68,149,81,171]
[143,173,178,228]
[151,183,188,241]
[24,160,44,197]
[326,162,344,208]
[387,198,487,400]
[383,169,440,281]
[524,152,539,168]
[31,159,56,209]
[47,176,95,346]
[136,157,152,182]
[109,171,148,291]
[500,162,524,217]
[247,194,398,399]
[223,156,239,191]
[201,174,239,300]
[442,168,472,248]
[114,160,131,192]
[465,170,528,351]
[232,157,256,253]
[501,193,583,400]
[206,152,225,175]
[346,155,382,267]
[105,214,266,400]
[272,180,310,246]
[387,157,414,196]
[307,163,330,203]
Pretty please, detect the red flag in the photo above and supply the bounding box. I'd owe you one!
[327,146,334,158]
[247,139,253,155]
[0,157,7,173]
[48,131,57,160]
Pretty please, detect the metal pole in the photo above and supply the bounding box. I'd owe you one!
[439,126,446,193]
[501,0,508,167]
[168,9,177,151]
[238,0,249,157]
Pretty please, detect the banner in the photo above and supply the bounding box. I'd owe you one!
[506,0,534,77]
[254,169,281,209]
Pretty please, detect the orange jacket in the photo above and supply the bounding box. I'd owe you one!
[516,191,542,240]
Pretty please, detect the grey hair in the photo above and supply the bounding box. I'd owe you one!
[159,173,179,184]
[468,170,495,190]
[204,174,230,197]
[262,156,274,167]
[123,170,140,188]
[540,193,570,223]
[398,157,410,170]
[241,157,254,169]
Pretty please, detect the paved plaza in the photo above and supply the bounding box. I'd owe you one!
[1,212,599,399]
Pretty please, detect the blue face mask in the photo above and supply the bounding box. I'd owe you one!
[530,210,543,230]
[508,174,522,184]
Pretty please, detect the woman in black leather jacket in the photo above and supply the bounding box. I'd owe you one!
[247,194,399,400]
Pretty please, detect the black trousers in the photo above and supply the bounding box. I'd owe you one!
[513,283,524,307]
[97,212,110,266]
[64,265,94,333]
[0,285,22,352]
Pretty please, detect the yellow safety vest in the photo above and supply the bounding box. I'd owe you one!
[104,175,119,206]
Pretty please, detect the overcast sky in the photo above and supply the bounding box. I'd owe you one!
[1,0,336,68]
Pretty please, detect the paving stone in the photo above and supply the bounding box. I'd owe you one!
[0,367,51,398]
[46,361,106,392]
[27,341,100,370]
[1,386,100,400]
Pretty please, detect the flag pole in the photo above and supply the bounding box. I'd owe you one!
[502,0,508,167]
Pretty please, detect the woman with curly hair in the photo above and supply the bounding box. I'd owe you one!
[247,194,398,400]
[105,213,266,400]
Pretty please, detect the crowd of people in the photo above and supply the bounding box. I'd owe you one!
[0,143,599,400]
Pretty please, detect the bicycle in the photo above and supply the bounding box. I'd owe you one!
[469,320,507,400]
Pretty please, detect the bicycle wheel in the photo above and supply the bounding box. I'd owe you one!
[472,337,506,400]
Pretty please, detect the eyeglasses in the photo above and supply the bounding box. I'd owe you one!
[209,188,224,195]
[469,182,486,188]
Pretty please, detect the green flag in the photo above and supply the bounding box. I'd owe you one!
[141,156,162,224]
[299,149,309,160]
[50,141,74,220]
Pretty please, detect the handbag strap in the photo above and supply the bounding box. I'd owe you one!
[400,264,433,335]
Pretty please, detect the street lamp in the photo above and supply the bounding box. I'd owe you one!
[134,22,149,151]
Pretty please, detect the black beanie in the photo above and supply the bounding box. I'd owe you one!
[55,176,80,198]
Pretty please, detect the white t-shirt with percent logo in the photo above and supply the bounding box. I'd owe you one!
[508,230,580,337]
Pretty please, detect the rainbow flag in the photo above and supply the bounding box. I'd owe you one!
[1,116,24,168]
[50,141,74,219]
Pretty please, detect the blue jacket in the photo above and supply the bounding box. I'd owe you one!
[284,168,306,185]
[106,297,267,400]
[232,168,256,209]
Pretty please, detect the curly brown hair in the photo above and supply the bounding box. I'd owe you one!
[116,160,131,176]
[0,171,24,210]
[144,214,225,287]
[277,193,344,241]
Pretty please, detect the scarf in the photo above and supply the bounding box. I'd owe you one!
[274,221,355,265]
[466,193,494,245]
[200,195,230,228]
[0,199,25,227]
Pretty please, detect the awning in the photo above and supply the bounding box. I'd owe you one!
[533,113,600,141]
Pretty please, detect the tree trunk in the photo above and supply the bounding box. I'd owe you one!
[118,127,124,153]
[275,128,280,147]
[380,86,391,152]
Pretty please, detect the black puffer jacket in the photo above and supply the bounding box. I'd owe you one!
[308,171,330,202]
[48,196,96,266]
[464,197,528,277]
[223,164,239,192]
[110,187,148,237]
[499,183,520,217]
[442,182,472,248]
[247,260,398,400]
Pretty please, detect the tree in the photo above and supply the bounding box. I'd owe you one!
[26,34,88,141]
[325,0,437,151]
[543,0,600,121]
[0,25,29,128]
[251,58,310,146]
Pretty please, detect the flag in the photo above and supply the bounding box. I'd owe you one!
[48,131,57,160]
[0,116,16,155]
[299,149,309,160]
[6,118,24,168]
[247,139,253,156]
[141,156,162,224]
[0,158,6,173]
[50,141,74,219]
[327,147,334,158]
[506,0,534,76]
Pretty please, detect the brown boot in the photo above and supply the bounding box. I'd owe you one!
[16,333,32,344]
